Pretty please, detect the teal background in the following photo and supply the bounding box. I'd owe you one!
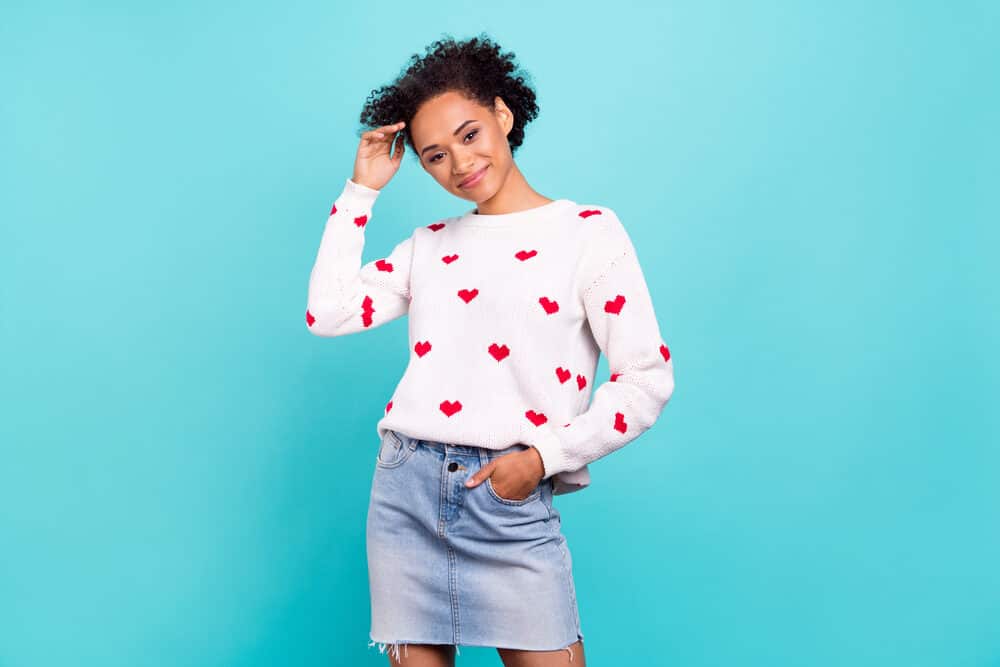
[2,1,997,665]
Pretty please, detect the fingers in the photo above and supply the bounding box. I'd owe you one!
[364,121,406,142]
[465,460,494,487]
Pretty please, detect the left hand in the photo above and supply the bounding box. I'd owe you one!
[464,446,545,501]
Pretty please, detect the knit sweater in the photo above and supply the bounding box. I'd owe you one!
[306,178,675,495]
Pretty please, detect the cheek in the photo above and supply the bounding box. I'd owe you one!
[483,133,509,159]
[482,133,503,154]
[433,169,456,190]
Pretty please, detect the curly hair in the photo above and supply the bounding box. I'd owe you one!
[358,33,540,159]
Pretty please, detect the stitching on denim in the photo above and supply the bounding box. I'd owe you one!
[375,430,414,469]
[557,538,582,641]
[486,476,542,505]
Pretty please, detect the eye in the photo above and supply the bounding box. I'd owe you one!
[428,129,479,164]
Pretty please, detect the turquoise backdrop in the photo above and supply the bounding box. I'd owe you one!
[2,1,997,665]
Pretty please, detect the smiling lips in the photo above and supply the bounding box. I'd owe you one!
[459,166,488,188]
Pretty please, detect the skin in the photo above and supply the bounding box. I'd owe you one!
[353,90,586,667]
[496,644,586,667]
[381,641,584,667]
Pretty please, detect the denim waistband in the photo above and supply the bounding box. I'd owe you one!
[391,429,529,458]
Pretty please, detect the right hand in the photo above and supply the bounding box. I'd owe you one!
[352,121,406,191]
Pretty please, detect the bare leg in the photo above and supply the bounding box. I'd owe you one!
[497,639,586,666]
[369,641,457,667]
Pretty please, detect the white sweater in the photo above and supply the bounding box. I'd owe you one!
[307,178,675,495]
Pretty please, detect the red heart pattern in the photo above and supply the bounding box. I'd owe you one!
[613,412,628,433]
[488,343,510,361]
[538,297,559,314]
[440,400,462,417]
[305,309,315,327]
[361,295,374,327]
[317,199,675,452]
[525,410,548,426]
[604,294,626,314]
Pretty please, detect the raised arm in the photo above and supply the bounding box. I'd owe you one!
[305,178,414,337]
[525,208,676,478]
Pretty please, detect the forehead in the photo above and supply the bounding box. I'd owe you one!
[410,91,490,140]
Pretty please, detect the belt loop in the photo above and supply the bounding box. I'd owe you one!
[478,446,488,468]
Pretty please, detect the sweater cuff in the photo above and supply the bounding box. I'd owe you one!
[340,177,381,210]
[527,425,573,480]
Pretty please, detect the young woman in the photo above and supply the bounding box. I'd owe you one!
[306,34,675,666]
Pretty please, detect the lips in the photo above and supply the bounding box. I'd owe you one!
[459,165,488,188]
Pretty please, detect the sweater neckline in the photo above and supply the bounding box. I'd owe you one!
[458,198,575,228]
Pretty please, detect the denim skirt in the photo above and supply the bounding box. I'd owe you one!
[365,428,585,658]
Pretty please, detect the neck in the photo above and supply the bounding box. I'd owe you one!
[473,162,553,215]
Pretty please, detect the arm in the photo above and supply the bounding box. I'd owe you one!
[305,178,414,337]
[526,210,676,478]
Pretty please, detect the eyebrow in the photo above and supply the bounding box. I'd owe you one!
[420,119,478,157]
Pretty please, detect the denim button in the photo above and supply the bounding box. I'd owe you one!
[447,462,458,472]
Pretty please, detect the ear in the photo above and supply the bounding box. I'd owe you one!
[494,95,514,137]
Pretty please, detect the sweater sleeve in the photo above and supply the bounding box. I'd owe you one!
[305,178,415,337]
[526,209,675,479]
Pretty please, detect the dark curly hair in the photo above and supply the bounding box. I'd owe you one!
[358,33,540,160]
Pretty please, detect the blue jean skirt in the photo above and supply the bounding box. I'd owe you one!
[366,428,585,658]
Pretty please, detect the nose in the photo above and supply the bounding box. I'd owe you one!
[453,148,476,175]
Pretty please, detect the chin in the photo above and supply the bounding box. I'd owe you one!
[454,185,495,203]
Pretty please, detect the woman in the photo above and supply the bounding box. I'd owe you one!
[306,34,675,666]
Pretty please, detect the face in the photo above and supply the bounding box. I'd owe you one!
[409,90,515,203]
